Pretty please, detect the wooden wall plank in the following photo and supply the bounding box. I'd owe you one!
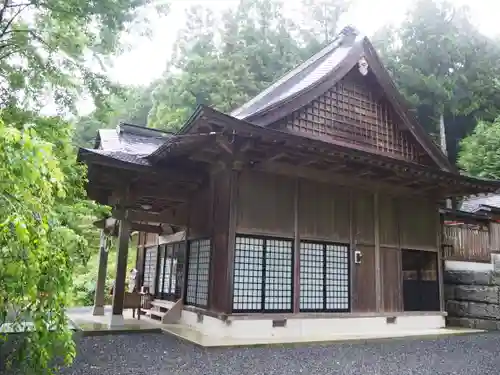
[379,194,399,247]
[188,185,212,239]
[398,198,438,250]
[354,190,375,245]
[298,180,350,242]
[380,247,403,312]
[236,170,294,236]
[352,244,377,312]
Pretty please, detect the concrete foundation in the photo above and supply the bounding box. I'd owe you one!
[178,310,445,340]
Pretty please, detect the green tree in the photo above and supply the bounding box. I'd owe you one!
[0,0,166,373]
[458,117,500,179]
[74,83,156,146]
[299,0,352,53]
[373,0,500,158]
[0,114,107,374]
[0,0,168,113]
[148,0,351,130]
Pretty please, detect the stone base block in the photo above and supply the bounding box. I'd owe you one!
[447,316,500,330]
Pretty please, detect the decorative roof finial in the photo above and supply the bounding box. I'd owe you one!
[358,57,369,76]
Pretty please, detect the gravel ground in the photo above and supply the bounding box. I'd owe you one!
[58,331,500,375]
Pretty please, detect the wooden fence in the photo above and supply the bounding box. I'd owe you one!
[442,222,491,263]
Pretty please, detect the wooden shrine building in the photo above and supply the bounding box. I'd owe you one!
[79,27,500,338]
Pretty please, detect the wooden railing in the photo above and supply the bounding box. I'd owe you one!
[442,222,491,263]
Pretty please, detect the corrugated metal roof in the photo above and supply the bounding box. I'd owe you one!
[461,194,500,212]
[230,28,364,120]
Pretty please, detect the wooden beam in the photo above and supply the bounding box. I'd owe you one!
[239,139,255,154]
[112,206,188,226]
[111,213,131,321]
[130,222,164,234]
[83,153,206,184]
[374,192,382,313]
[255,162,426,197]
[216,136,234,155]
[226,169,239,314]
[349,189,355,311]
[181,201,191,303]
[265,152,288,164]
[128,185,192,202]
[93,231,109,316]
[437,209,445,312]
[293,177,300,313]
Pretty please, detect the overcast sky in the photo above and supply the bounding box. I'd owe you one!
[71,0,499,115]
[109,0,499,86]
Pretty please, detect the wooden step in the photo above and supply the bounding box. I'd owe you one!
[141,308,166,318]
[151,300,172,310]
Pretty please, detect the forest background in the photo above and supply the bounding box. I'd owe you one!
[2,0,500,372]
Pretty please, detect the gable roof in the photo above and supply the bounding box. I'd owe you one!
[230,29,358,120]
[230,26,455,172]
[80,123,174,168]
[231,27,358,121]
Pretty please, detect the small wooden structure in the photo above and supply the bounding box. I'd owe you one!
[441,197,500,263]
[79,27,500,337]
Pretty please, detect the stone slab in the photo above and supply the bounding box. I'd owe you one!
[447,316,500,330]
[454,285,500,304]
[445,270,493,286]
[447,300,500,320]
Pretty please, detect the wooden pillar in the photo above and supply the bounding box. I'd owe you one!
[293,178,300,313]
[93,230,109,316]
[349,190,355,311]
[181,204,190,302]
[226,168,238,314]
[374,192,382,312]
[436,209,445,312]
[110,214,131,326]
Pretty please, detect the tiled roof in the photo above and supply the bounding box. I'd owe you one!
[96,123,173,156]
[82,123,174,167]
[460,194,500,212]
[80,148,152,166]
[230,27,364,121]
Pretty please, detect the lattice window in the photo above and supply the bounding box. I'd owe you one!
[143,246,158,294]
[233,237,264,311]
[170,259,177,294]
[325,244,350,311]
[175,242,185,298]
[232,235,293,313]
[264,239,293,311]
[157,243,181,299]
[299,241,350,312]
[185,238,211,307]
[300,242,324,311]
[185,241,198,305]
[196,239,211,307]
[158,245,167,295]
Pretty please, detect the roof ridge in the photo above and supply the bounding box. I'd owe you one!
[118,122,175,137]
[230,31,351,119]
